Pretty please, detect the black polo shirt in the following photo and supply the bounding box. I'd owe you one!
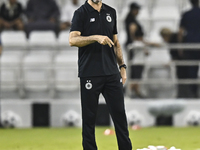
[70,1,119,77]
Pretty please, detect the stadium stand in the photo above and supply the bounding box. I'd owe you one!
[0,0,200,131]
[1,31,27,48]
[1,31,27,99]
[0,0,199,100]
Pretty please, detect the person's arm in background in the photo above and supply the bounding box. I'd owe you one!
[143,41,162,47]
[113,34,126,85]
[129,22,161,47]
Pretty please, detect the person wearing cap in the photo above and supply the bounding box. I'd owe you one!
[160,28,189,98]
[69,0,132,150]
[124,2,146,98]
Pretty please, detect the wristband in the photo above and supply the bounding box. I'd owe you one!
[119,64,127,70]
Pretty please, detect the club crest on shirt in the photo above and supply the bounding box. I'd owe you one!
[106,15,112,22]
[85,80,92,90]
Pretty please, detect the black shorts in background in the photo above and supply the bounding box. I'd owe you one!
[131,65,144,79]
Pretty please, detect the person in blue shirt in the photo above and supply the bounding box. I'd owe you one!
[179,0,200,98]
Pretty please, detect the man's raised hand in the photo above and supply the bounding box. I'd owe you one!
[96,35,114,47]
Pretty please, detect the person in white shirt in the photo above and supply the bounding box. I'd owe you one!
[60,0,80,30]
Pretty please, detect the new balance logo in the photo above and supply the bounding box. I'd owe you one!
[90,18,95,22]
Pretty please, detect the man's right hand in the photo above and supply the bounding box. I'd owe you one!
[96,35,114,47]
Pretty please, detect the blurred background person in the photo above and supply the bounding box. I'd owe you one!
[124,2,146,98]
[25,0,60,38]
[160,28,189,98]
[124,2,159,98]
[0,0,24,31]
[179,0,200,98]
[60,0,80,31]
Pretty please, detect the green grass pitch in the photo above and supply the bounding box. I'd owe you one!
[0,127,199,150]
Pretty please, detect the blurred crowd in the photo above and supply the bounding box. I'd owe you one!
[125,0,200,98]
[0,0,79,37]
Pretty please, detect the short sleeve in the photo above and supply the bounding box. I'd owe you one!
[113,9,118,35]
[70,10,83,33]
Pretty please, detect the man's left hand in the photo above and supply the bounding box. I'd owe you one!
[120,68,127,85]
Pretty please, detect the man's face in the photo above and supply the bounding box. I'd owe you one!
[91,0,102,4]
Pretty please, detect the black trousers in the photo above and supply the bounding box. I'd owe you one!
[176,65,199,98]
[80,73,132,150]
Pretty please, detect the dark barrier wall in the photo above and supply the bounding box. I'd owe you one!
[32,103,50,127]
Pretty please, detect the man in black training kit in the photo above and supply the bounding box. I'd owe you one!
[69,0,132,150]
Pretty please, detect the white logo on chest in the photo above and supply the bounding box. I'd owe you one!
[85,80,92,90]
[106,15,112,22]
[90,18,95,22]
